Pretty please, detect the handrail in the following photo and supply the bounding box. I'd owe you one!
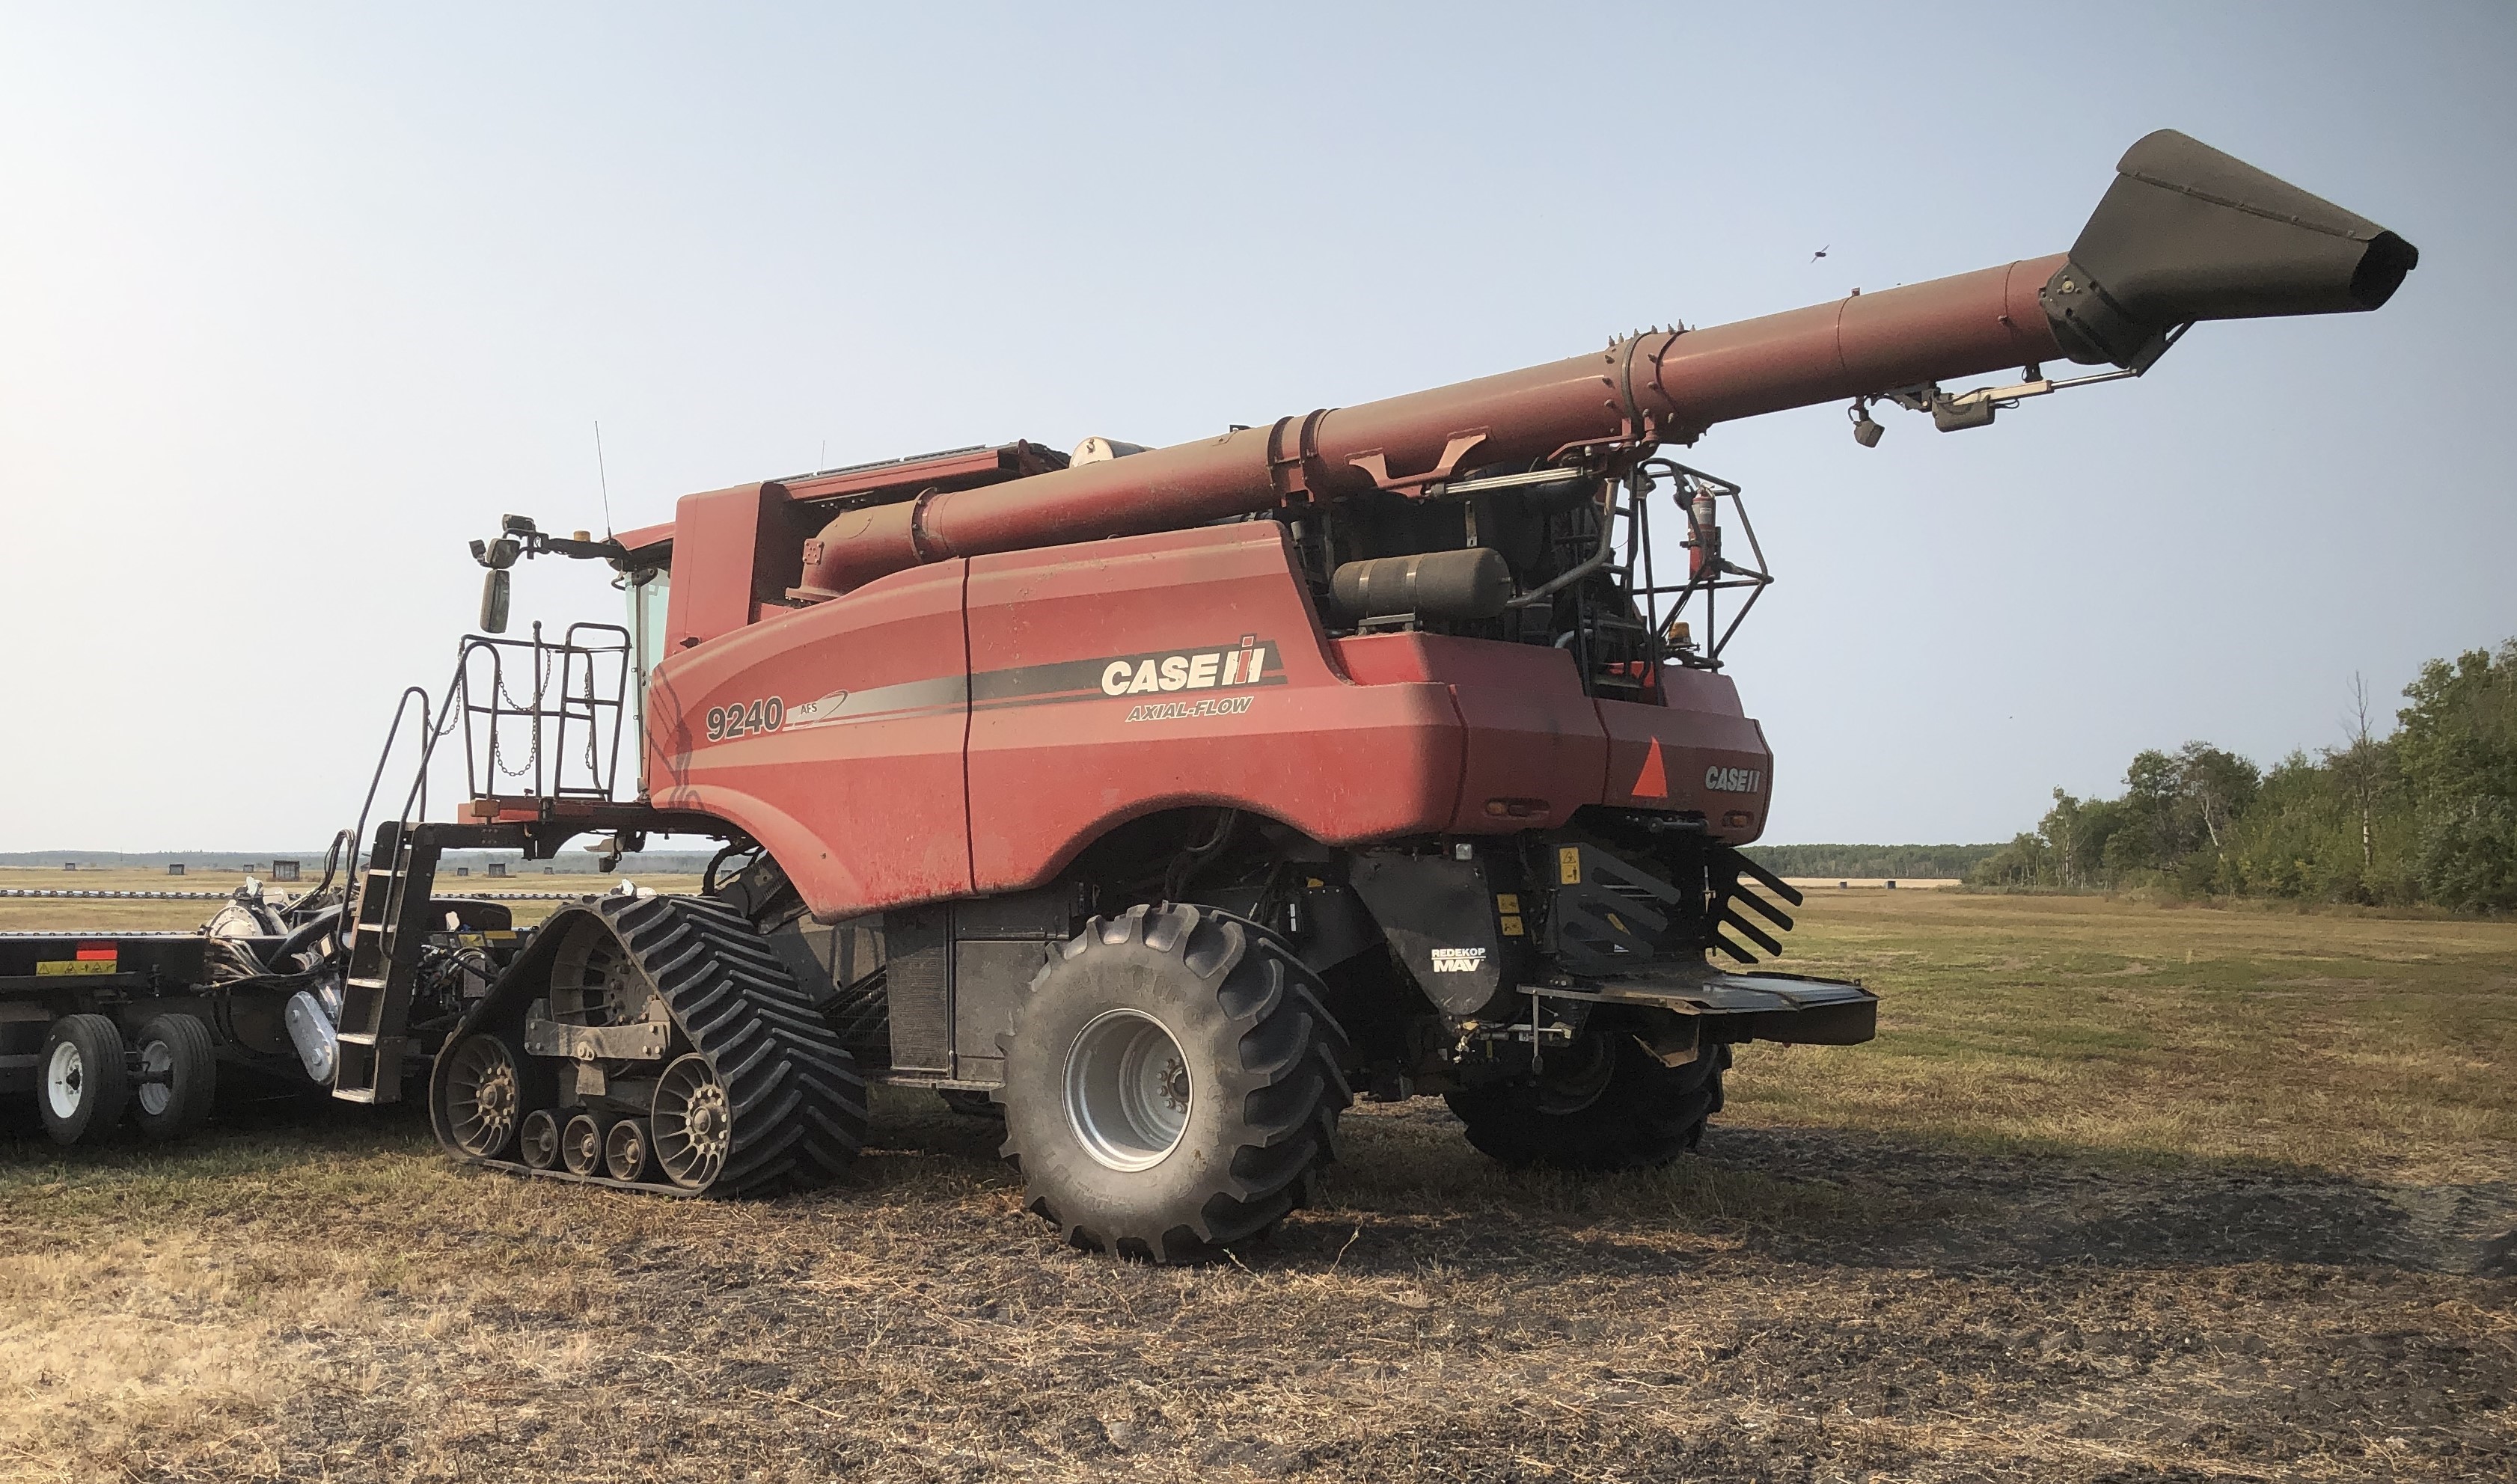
[456,623,633,804]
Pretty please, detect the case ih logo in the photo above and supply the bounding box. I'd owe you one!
[1704,766,1764,794]
[1099,638,1272,697]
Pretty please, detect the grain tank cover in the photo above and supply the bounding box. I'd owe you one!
[2042,129,2419,370]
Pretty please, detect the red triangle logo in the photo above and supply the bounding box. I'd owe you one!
[1631,738,1669,799]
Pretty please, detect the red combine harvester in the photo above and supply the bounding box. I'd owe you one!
[260,131,2405,1262]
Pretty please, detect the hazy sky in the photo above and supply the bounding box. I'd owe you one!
[2,4,2509,851]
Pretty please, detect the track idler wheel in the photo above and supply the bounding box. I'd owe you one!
[442,1034,525,1159]
[652,1053,730,1188]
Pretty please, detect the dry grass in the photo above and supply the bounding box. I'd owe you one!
[0,890,2510,1482]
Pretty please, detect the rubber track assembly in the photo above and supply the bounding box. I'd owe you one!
[444,894,868,1196]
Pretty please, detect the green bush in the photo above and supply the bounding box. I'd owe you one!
[1968,640,2515,913]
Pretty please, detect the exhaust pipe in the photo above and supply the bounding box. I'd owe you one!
[2042,129,2419,370]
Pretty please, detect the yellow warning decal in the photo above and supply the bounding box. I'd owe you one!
[1499,915,1526,937]
[36,961,114,977]
[1558,847,1582,886]
[1495,893,1520,914]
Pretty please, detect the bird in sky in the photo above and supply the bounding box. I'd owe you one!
[1810,245,1830,263]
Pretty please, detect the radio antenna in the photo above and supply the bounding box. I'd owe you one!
[593,420,615,537]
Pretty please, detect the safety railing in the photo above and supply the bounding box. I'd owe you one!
[1621,460,1774,669]
[456,622,633,803]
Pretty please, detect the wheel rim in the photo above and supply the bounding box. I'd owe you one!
[445,1036,522,1157]
[43,1040,85,1120]
[1532,1033,1618,1116]
[136,1039,174,1117]
[652,1053,730,1189]
[1064,1008,1191,1172]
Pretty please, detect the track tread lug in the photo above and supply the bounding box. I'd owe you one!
[471,895,869,1197]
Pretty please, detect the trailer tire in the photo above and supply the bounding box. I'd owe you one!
[1446,1037,1729,1171]
[132,1014,218,1141]
[998,904,1351,1265]
[38,1014,129,1147]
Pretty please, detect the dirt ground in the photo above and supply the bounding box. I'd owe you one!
[2,890,2511,1483]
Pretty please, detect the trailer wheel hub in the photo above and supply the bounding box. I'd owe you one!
[1064,1009,1190,1172]
[43,1041,86,1120]
[135,1039,174,1118]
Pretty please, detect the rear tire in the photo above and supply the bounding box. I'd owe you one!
[1446,1037,1729,1171]
[38,1014,128,1147]
[998,904,1350,1265]
[132,1014,218,1141]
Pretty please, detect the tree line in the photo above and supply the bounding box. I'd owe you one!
[1741,844,2001,880]
[1969,640,2517,912]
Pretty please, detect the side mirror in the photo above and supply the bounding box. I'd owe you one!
[480,568,511,634]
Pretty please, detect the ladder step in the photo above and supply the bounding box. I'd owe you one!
[346,976,389,993]
[331,1086,379,1104]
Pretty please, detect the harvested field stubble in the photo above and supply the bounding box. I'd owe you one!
[1,892,2512,1482]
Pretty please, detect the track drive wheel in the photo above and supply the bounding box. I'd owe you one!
[132,1014,218,1141]
[1446,1036,1730,1170]
[997,904,1351,1265]
[38,1014,129,1147]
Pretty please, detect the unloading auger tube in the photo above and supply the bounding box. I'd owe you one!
[799,129,2415,595]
